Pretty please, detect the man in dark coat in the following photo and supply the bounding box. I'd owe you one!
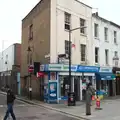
[86,83,95,115]
[3,87,16,120]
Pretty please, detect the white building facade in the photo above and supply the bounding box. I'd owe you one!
[92,13,120,67]
[0,45,15,72]
[50,0,94,65]
[92,13,120,96]
[40,0,99,102]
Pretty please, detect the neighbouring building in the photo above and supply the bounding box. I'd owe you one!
[92,12,120,96]
[0,43,21,95]
[21,0,97,102]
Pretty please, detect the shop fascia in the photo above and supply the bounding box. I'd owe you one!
[40,64,99,73]
[47,64,77,72]
[99,67,112,73]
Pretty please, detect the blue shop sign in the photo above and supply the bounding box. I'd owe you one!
[96,73,115,81]
[77,65,99,73]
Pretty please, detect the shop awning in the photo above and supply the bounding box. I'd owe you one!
[96,73,115,80]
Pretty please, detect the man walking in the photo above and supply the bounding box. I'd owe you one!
[3,87,16,120]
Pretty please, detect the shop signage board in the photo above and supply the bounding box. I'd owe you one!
[77,65,99,73]
[99,67,112,73]
[44,64,77,72]
[40,64,99,73]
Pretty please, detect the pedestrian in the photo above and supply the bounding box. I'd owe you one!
[3,86,16,120]
[86,82,96,115]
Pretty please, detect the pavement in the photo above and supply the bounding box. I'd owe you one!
[1,91,120,120]
[0,93,80,120]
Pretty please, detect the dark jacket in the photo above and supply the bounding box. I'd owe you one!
[7,89,16,104]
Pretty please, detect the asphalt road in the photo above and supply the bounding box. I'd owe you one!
[0,94,79,120]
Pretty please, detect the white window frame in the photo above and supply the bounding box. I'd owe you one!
[104,27,108,41]
[105,49,109,65]
[64,12,71,31]
[95,47,99,63]
[94,23,99,38]
[114,31,117,44]
[81,44,86,62]
[80,18,86,34]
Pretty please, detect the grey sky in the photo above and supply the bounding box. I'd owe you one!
[0,0,119,51]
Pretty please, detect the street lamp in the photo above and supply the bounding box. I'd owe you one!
[113,55,119,96]
[68,26,87,92]
[27,46,33,100]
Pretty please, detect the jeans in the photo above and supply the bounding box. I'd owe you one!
[4,103,16,120]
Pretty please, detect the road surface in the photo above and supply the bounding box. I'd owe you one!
[0,93,79,120]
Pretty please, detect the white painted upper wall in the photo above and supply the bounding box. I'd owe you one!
[0,45,15,72]
[50,0,93,65]
[92,15,120,67]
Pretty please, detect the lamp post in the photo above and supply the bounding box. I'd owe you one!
[27,46,33,100]
[113,56,119,96]
[68,26,87,92]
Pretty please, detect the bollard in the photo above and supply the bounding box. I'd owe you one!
[86,90,91,115]
[95,96,102,110]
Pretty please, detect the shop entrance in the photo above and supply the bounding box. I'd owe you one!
[74,77,80,101]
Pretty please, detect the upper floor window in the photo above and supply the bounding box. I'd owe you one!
[105,49,109,65]
[80,18,86,34]
[80,44,86,61]
[94,23,99,38]
[104,27,108,41]
[65,40,71,58]
[95,47,99,63]
[64,12,71,30]
[29,24,33,40]
[114,31,117,44]
[114,51,118,57]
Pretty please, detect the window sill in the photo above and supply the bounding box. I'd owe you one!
[80,33,87,37]
[65,29,70,32]
[80,61,87,64]
[95,63,100,66]
[114,43,118,45]
[105,64,110,66]
[105,40,109,43]
[94,37,99,40]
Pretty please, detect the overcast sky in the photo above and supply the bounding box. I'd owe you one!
[0,0,119,51]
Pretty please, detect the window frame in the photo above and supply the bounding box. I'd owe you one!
[29,24,33,40]
[114,31,117,44]
[94,23,99,38]
[104,27,108,41]
[64,12,71,31]
[105,49,109,65]
[81,44,86,61]
[95,47,99,63]
[80,18,86,34]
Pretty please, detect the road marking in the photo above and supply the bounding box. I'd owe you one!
[0,104,28,108]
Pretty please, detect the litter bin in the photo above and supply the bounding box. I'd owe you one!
[68,92,76,106]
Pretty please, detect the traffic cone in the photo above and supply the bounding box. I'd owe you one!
[95,96,102,110]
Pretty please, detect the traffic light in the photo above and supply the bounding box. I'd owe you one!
[34,62,40,75]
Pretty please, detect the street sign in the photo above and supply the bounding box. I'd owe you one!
[28,65,34,73]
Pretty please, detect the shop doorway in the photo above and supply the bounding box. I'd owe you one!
[74,77,80,101]
[108,80,113,96]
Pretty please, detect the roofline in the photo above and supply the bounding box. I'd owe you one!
[92,13,120,28]
[75,0,92,9]
[22,0,92,22]
[0,43,21,54]
[22,0,43,21]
